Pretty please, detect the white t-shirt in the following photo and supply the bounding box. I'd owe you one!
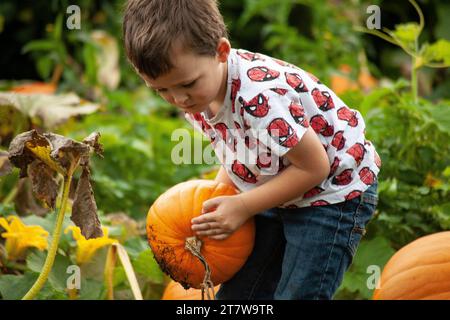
[185,48,381,208]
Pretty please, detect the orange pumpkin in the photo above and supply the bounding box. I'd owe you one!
[146,179,255,290]
[373,231,450,300]
[162,280,220,300]
[10,82,56,94]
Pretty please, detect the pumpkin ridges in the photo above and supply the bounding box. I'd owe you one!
[178,182,196,232]
[373,232,450,300]
[381,248,450,284]
[376,274,450,300]
[379,233,450,283]
[147,180,255,289]
[148,193,185,237]
[203,250,247,281]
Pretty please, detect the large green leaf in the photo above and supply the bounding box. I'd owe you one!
[336,237,396,300]
[132,249,164,284]
[0,273,38,300]
[26,249,73,291]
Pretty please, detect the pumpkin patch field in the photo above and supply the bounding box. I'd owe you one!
[0,0,449,301]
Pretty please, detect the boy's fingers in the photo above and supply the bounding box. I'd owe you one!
[195,228,224,236]
[191,212,215,224]
[191,222,221,231]
[202,197,223,213]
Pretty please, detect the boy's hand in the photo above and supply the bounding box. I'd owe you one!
[191,195,252,240]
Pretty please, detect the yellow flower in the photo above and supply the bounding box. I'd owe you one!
[0,215,49,261]
[65,226,118,265]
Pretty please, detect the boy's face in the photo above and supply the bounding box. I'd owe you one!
[140,39,230,114]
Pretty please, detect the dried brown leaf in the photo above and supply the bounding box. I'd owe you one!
[8,130,91,177]
[15,178,49,216]
[28,160,59,209]
[0,92,99,129]
[8,130,40,177]
[43,132,90,176]
[71,166,103,239]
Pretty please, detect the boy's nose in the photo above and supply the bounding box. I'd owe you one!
[172,92,189,106]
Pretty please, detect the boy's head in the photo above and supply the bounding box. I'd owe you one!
[123,0,231,113]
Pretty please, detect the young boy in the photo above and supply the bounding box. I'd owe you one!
[123,0,381,300]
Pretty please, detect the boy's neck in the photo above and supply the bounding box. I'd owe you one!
[208,59,228,117]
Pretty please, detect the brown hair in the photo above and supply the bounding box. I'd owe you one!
[123,0,228,79]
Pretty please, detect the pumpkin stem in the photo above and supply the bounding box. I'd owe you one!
[185,236,215,300]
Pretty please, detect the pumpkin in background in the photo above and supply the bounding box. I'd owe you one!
[146,179,255,290]
[373,231,450,300]
[162,280,220,300]
[10,82,56,94]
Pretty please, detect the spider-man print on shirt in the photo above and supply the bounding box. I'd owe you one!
[346,143,366,166]
[256,151,272,169]
[289,101,309,128]
[237,51,265,62]
[303,187,325,199]
[214,122,236,152]
[374,151,382,168]
[285,72,309,93]
[311,88,335,111]
[359,167,376,185]
[232,159,257,183]
[345,190,362,201]
[328,156,341,178]
[238,93,270,117]
[332,168,353,185]
[267,118,299,148]
[311,200,331,206]
[337,106,359,127]
[247,66,280,82]
[231,78,241,113]
[310,115,334,137]
[270,88,288,95]
[331,131,346,150]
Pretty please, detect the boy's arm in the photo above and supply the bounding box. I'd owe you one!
[192,127,330,239]
[214,165,237,189]
[239,127,330,215]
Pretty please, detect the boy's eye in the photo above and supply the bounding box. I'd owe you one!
[182,80,196,88]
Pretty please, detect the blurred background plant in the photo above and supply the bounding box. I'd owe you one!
[0,0,449,299]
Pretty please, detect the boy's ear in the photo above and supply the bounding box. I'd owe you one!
[216,37,231,63]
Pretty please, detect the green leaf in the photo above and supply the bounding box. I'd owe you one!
[359,87,393,117]
[0,273,38,300]
[26,249,73,291]
[53,14,63,41]
[427,100,450,135]
[391,23,421,45]
[123,237,150,259]
[79,278,105,300]
[422,39,450,65]
[338,237,396,300]
[132,249,164,284]
[22,40,56,53]
[36,56,54,80]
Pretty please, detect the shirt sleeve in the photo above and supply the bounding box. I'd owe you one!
[241,88,310,158]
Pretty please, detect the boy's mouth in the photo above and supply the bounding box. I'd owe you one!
[181,104,196,110]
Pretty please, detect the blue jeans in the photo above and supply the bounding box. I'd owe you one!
[216,182,379,300]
